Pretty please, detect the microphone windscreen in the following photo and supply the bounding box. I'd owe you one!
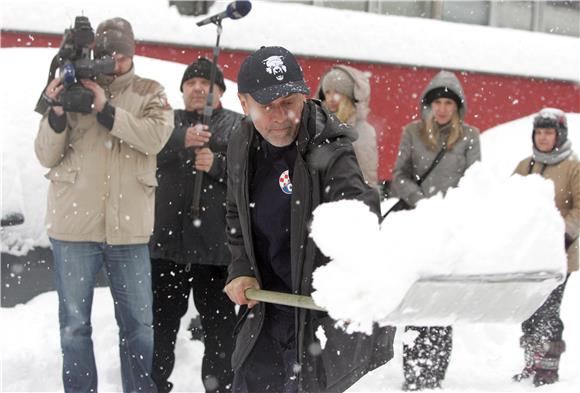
[227,0,252,19]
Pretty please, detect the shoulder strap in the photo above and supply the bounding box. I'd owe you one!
[527,159,535,174]
[417,144,448,186]
[382,144,447,220]
[528,159,547,176]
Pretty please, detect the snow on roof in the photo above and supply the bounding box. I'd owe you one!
[2,0,579,82]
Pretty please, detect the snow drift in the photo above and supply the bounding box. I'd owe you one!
[311,162,568,332]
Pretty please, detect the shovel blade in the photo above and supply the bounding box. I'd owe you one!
[382,271,564,325]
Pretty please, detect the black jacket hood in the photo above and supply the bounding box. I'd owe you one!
[298,99,358,149]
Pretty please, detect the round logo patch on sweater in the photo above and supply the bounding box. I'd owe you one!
[279,170,293,195]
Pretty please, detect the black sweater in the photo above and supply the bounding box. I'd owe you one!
[250,138,297,295]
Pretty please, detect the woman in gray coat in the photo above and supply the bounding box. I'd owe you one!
[392,70,481,391]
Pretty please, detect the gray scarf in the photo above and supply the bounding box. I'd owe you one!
[533,139,573,165]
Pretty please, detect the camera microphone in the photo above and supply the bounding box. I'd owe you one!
[196,1,252,27]
[61,63,77,87]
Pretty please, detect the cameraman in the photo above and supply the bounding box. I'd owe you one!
[35,17,173,393]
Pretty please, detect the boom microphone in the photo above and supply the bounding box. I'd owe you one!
[196,1,252,26]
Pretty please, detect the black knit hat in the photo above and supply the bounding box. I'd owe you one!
[95,17,135,58]
[180,57,226,92]
[424,87,463,109]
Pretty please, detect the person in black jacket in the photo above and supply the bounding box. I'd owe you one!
[224,46,394,393]
[150,58,242,393]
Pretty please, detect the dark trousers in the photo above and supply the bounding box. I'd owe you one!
[151,259,236,393]
[233,306,298,393]
[403,326,453,389]
[522,274,570,343]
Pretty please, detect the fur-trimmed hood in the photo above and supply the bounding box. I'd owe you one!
[317,64,372,120]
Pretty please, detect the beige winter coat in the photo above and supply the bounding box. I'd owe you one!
[317,65,379,188]
[35,67,173,245]
[514,155,580,272]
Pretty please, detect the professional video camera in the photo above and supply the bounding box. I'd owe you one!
[35,16,116,114]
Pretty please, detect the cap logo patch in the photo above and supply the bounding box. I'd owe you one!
[263,55,287,81]
[279,169,292,195]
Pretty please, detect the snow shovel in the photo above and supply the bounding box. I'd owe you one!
[245,270,563,324]
[245,288,326,312]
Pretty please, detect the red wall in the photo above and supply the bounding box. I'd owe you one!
[3,30,579,180]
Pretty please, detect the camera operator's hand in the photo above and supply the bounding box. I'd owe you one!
[185,124,211,148]
[194,147,214,173]
[45,78,64,117]
[80,79,107,112]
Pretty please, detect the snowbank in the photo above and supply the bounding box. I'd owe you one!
[311,162,568,332]
[2,0,579,82]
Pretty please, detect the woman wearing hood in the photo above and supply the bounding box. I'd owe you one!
[512,108,579,387]
[318,65,379,189]
[392,70,481,390]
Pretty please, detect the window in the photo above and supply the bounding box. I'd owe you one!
[441,1,490,25]
[489,1,533,31]
[544,1,580,35]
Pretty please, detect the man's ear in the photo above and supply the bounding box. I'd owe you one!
[215,85,225,99]
[237,93,250,115]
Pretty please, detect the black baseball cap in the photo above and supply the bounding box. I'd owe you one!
[237,46,310,105]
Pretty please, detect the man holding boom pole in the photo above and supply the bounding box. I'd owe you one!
[150,58,242,393]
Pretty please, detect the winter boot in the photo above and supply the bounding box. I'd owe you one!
[513,335,536,382]
[533,340,565,387]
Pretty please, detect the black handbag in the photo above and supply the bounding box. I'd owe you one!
[383,145,447,219]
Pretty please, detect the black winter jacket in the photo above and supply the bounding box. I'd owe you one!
[226,100,394,392]
[150,107,243,265]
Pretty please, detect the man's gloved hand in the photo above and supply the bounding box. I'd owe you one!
[44,78,65,116]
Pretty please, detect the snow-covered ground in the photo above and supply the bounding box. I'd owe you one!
[1,45,579,391]
[2,276,579,392]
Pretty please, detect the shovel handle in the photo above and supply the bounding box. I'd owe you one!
[244,288,326,312]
